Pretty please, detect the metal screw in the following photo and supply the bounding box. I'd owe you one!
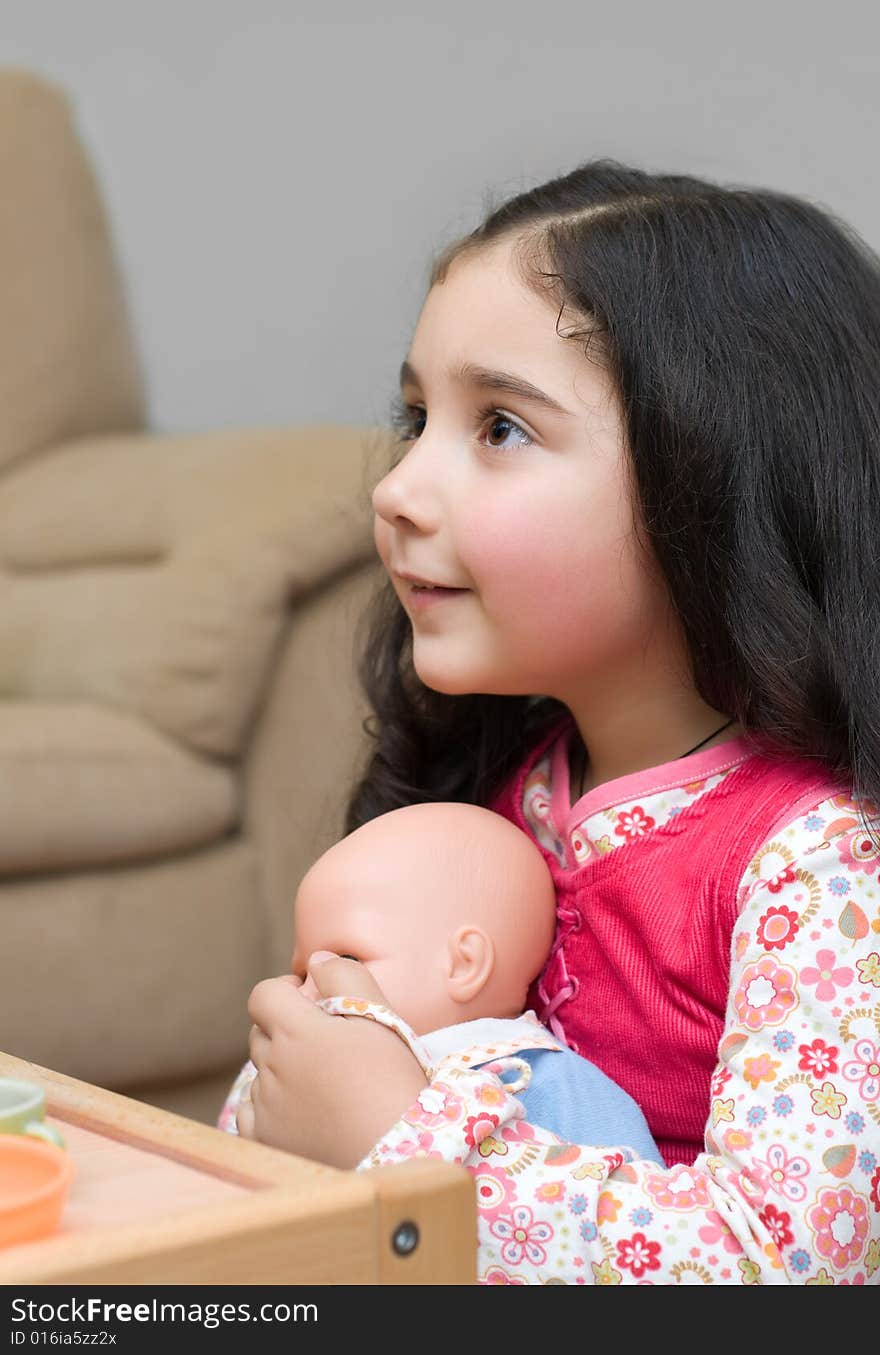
[392,1220,420,1256]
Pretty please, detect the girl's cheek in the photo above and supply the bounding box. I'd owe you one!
[463,492,649,659]
[462,502,589,602]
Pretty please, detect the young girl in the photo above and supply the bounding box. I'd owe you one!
[240,158,880,1284]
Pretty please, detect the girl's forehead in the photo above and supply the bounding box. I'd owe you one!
[410,261,612,416]
[420,241,545,324]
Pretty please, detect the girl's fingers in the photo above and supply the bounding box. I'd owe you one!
[248,1022,270,1066]
[247,974,317,1034]
[236,1094,256,1140]
[308,955,389,1005]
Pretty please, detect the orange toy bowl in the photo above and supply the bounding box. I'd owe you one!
[0,1136,75,1248]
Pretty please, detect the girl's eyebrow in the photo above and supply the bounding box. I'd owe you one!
[399,358,573,418]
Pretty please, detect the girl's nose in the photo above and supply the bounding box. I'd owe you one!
[372,443,441,533]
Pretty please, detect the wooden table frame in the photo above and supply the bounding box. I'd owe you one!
[0,1052,476,1285]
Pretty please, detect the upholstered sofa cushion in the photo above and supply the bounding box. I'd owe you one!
[0,700,238,873]
[0,423,382,757]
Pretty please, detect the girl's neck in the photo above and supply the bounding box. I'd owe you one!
[566,696,743,802]
[552,592,745,800]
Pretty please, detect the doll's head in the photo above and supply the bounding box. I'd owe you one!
[292,802,556,1035]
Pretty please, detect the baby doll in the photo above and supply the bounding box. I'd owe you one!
[219,801,659,1163]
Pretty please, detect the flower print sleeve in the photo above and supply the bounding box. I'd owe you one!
[716,799,880,1284]
[358,798,880,1284]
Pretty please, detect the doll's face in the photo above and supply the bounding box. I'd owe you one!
[290,804,474,1033]
[290,803,557,1035]
[291,851,452,1034]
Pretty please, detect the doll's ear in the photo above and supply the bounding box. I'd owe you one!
[447,926,494,1005]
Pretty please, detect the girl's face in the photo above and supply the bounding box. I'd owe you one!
[372,238,672,704]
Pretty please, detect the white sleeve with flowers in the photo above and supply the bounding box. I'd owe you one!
[357,798,880,1285]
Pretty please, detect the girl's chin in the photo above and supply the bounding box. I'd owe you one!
[412,669,479,697]
[411,656,481,696]
[411,653,523,698]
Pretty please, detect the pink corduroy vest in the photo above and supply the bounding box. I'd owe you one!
[491,719,850,1167]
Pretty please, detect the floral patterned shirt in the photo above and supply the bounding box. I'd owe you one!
[357,734,880,1284]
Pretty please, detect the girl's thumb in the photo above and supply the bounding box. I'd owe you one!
[307,951,387,1004]
[307,950,340,968]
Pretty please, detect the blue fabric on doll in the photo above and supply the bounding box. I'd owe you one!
[489,1044,661,1164]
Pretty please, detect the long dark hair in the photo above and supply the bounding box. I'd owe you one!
[346,159,880,847]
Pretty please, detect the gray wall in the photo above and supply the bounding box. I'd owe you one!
[3,1,877,435]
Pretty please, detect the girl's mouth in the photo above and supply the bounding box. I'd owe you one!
[407,583,469,608]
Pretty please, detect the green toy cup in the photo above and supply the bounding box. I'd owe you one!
[0,1078,65,1149]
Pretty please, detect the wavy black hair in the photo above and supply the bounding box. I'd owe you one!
[345,159,880,849]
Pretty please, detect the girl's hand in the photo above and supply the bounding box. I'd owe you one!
[235,955,428,1169]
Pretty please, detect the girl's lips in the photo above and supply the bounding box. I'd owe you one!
[406,584,469,610]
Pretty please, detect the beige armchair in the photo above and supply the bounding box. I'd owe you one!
[0,68,387,1123]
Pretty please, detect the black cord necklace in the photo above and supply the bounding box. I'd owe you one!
[678,717,737,759]
[575,717,737,800]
